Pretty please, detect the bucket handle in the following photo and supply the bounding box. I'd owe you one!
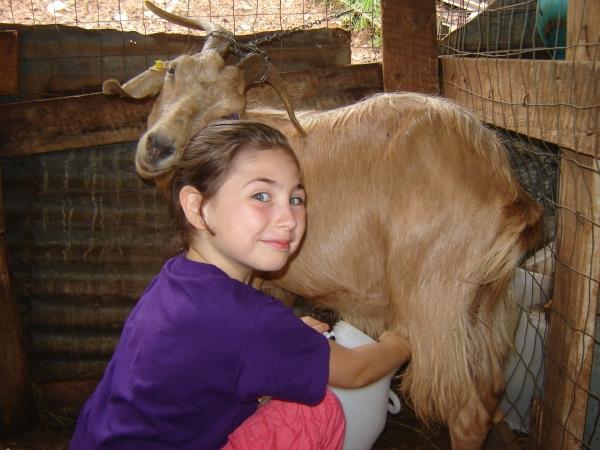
[388,389,401,414]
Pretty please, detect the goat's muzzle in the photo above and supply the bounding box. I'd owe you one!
[146,132,176,163]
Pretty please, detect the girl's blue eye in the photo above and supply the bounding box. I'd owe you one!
[254,192,271,202]
[290,197,305,206]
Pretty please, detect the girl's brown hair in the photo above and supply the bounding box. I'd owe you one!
[170,120,300,249]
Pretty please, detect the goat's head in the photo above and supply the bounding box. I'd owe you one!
[103,0,304,181]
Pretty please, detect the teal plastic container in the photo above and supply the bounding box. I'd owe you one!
[536,0,568,59]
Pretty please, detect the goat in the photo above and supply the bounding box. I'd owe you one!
[102,2,544,448]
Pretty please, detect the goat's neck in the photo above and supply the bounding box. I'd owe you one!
[246,111,316,160]
[245,110,302,135]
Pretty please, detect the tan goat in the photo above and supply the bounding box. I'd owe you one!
[102,2,544,448]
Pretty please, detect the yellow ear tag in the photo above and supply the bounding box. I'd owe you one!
[150,59,166,72]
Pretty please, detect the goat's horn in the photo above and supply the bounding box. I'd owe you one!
[265,68,306,137]
[238,54,306,137]
[144,0,231,56]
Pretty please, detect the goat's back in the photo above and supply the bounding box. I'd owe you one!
[261,93,539,328]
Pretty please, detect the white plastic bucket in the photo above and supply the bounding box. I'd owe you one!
[325,321,401,450]
[499,309,547,432]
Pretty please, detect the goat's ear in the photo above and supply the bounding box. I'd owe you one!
[102,67,165,99]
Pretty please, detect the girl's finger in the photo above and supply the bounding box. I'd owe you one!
[300,316,329,332]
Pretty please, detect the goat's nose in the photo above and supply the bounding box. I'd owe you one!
[146,133,176,163]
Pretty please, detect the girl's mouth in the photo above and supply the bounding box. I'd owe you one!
[262,240,291,251]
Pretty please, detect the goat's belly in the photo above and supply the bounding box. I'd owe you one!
[275,261,391,334]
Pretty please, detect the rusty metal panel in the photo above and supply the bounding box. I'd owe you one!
[1,142,175,418]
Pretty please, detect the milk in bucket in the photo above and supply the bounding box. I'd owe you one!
[325,321,401,450]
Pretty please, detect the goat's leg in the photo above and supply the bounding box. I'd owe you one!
[449,402,490,449]
[448,361,505,450]
[448,385,492,450]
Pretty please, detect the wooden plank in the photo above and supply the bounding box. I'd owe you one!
[539,1,600,448]
[440,57,599,157]
[0,94,153,157]
[566,0,600,61]
[381,0,438,94]
[0,63,383,157]
[0,23,350,101]
[440,0,540,56]
[0,30,18,95]
[0,168,35,436]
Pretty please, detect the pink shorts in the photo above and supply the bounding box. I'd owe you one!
[224,389,346,450]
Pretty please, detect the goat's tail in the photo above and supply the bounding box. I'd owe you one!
[399,186,543,426]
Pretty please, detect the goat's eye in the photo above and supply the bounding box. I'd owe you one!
[168,67,175,75]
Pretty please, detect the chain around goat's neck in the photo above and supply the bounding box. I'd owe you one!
[248,8,354,47]
[206,8,354,68]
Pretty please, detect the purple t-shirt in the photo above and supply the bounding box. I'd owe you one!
[70,254,330,450]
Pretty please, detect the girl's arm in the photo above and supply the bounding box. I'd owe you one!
[328,332,411,389]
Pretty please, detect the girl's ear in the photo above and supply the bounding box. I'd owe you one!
[179,186,208,231]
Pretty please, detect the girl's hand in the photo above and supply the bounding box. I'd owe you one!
[300,316,330,334]
[328,331,411,389]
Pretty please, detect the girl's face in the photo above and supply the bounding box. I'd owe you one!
[188,148,306,282]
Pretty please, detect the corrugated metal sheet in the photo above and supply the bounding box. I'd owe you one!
[0,23,351,103]
[1,142,176,418]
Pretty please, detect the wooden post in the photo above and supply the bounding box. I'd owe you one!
[539,1,600,448]
[0,168,36,436]
[0,30,18,95]
[380,0,439,94]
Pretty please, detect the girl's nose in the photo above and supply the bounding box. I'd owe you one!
[276,203,298,230]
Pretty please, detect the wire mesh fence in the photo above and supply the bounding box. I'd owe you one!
[0,0,383,102]
[439,0,599,448]
[0,0,382,102]
[3,0,342,34]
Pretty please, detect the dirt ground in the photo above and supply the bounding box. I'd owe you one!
[0,401,452,450]
[1,0,381,63]
[0,402,531,450]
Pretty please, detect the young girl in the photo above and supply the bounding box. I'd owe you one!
[71,121,411,450]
